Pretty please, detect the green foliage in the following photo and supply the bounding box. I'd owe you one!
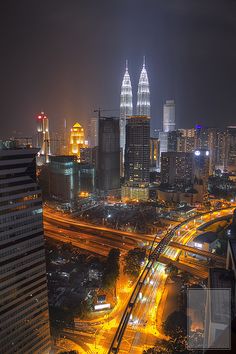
[102,248,120,289]
[124,248,146,279]
[163,310,190,338]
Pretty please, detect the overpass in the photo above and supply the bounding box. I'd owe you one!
[108,206,234,353]
[169,241,225,264]
[158,255,208,279]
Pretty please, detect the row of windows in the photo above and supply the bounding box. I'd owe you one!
[0,154,34,161]
[0,176,32,189]
[0,222,42,242]
[0,302,48,332]
[0,193,40,207]
[1,310,49,346]
[0,267,46,301]
[0,200,42,216]
[0,265,46,293]
[0,185,39,198]
[16,327,50,354]
[1,230,44,255]
[0,245,44,270]
[1,325,50,354]
[0,162,32,171]
[0,236,44,262]
[0,285,48,316]
[0,171,26,179]
[0,292,48,323]
[0,211,42,231]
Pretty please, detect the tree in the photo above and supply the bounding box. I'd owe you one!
[163,310,189,338]
[124,248,146,279]
[102,248,120,289]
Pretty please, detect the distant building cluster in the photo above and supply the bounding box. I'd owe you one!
[5,58,236,207]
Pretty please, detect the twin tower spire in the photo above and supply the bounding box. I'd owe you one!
[120,57,150,152]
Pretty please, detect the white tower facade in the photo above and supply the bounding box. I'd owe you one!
[137,57,150,116]
[120,60,133,155]
[163,100,175,132]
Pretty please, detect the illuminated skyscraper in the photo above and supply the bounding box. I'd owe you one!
[122,115,150,202]
[69,122,87,160]
[137,57,150,117]
[36,112,50,164]
[163,100,175,132]
[120,60,133,157]
[0,145,51,353]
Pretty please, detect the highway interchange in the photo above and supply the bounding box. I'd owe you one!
[44,206,235,353]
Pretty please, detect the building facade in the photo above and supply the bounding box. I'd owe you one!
[88,117,99,148]
[123,115,150,201]
[36,111,50,164]
[69,122,87,160]
[161,152,194,188]
[120,60,133,160]
[49,156,95,206]
[150,137,160,171]
[125,115,150,183]
[136,58,150,117]
[98,117,120,193]
[163,100,175,132]
[226,126,236,172]
[0,146,51,353]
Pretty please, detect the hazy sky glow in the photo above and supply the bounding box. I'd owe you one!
[1,0,236,137]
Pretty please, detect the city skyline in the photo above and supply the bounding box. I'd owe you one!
[1,2,236,353]
[1,0,236,137]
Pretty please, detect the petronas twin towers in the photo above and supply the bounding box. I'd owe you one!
[120,57,150,152]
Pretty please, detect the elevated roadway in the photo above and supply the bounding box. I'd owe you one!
[108,207,234,353]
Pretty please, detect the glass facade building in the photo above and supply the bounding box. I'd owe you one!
[0,146,51,353]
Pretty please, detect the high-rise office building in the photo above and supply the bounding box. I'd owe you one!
[159,131,168,158]
[167,130,181,152]
[177,128,195,153]
[49,156,95,206]
[122,115,150,201]
[226,126,236,172]
[98,117,120,193]
[137,57,150,117]
[69,122,87,160]
[161,152,193,188]
[120,60,133,159]
[163,100,175,132]
[50,131,65,155]
[150,137,160,171]
[88,117,99,148]
[125,115,150,183]
[0,145,51,353]
[36,111,50,164]
[194,126,217,174]
[193,149,210,199]
[215,130,227,170]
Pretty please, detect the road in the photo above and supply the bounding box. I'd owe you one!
[44,206,235,353]
[108,207,234,354]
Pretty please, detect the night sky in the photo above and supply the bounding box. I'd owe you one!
[1,0,236,137]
